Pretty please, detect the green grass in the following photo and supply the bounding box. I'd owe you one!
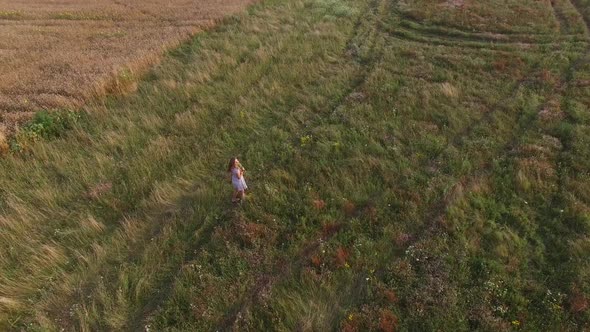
[1,0,590,330]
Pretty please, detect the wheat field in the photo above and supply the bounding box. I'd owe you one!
[0,0,254,135]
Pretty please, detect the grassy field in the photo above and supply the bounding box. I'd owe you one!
[0,0,254,135]
[1,0,590,330]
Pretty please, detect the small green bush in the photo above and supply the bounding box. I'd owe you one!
[11,109,82,152]
[26,109,81,139]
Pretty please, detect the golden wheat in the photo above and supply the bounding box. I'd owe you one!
[0,0,255,134]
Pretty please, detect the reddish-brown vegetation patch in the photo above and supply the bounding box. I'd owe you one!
[382,289,399,304]
[569,290,589,313]
[379,309,399,332]
[310,254,322,268]
[321,222,342,238]
[343,200,357,217]
[312,199,326,210]
[335,246,350,267]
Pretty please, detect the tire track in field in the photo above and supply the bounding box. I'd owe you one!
[212,1,391,329]
[537,0,590,213]
[383,27,560,54]
[216,228,342,331]
[378,34,537,178]
[398,12,584,43]
[374,0,580,178]
[339,0,590,319]
[99,28,310,331]
[394,21,587,48]
[556,0,590,47]
[526,0,590,298]
[384,0,589,53]
[551,0,576,35]
[45,7,319,329]
[224,0,574,322]
[382,0,588,180]
[22,8,287,326]
[440,0,589,163]
[123,1,386,329]
[399,33,588,258]
[125,205,229,332]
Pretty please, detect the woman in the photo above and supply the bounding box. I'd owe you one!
[228,157,248,203]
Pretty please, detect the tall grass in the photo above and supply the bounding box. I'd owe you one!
[1,0,589,330]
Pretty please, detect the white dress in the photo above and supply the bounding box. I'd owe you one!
[231,167,248,191]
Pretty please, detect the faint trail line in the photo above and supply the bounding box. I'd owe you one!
[48,186,214,330]
[114,31,311,331]
[545,0,590,215]
[47,13,309,329]
[20,6,283,328]
[213,0,391,329]
[385,0,589,53]
[215,230,336,331]
[370,0,590,286]
[380,0,590,183]
[383,27,551,53]
[403,54,587,259]
[397,18,585,45]
[570,0,590,33]
[395,8,564,38]
[551,0,572,34]
[122,3,365,328]
[126,208,225,332]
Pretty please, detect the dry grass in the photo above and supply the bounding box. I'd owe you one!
[0,0,255,134]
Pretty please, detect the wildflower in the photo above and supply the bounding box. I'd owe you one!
[344,262,350,268]
[511,320,520,326]
[348,313,354,321]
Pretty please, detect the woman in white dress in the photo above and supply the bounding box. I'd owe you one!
[228,157,248,203]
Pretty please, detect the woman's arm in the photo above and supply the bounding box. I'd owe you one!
[232,168,242,179]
